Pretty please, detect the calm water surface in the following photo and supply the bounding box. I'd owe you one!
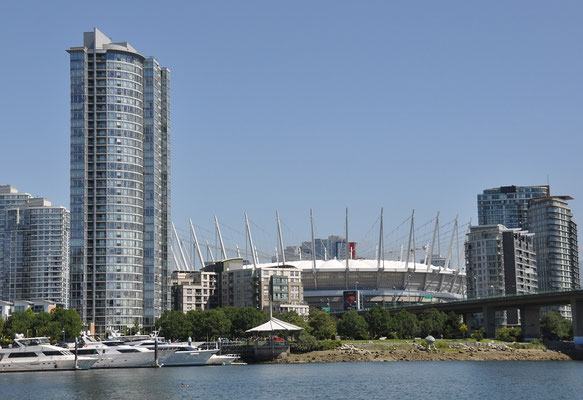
[0,361,581,400]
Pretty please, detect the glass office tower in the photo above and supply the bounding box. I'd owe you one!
[68,29,170,335]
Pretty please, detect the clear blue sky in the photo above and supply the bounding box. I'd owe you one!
[1,1,581,261]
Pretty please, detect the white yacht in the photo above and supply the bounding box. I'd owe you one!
[0,336,97,372]
[129,339,218,366]
[69,336,163,369]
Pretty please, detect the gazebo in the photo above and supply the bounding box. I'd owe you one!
[245,317,304,334]
[245,317,304,361]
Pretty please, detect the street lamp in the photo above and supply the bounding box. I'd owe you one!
[355,281,359,310]
[62,329,66,342]
[407,275,412,304]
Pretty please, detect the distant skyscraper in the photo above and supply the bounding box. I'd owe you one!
[0,186,70,306]
[67,29,171,334]
[528,196,579,293]
[477,185,549,228]
[300,235,354,260]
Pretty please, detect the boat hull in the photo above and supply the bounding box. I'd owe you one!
[0,357,96,372]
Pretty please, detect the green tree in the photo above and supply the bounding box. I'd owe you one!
[189,309,231,341]
[50,308,83,340]
[443,312,463,339]
[365,305,392,339]
[337,311,368,340]
[3,309,35,338]
[540,311,572,340]
[391,310,419,339]
[308,310,337,340]
[276,311,309,331]
[156,310,190,341]
[418,308,447,338]
[31,312,54,338]
[222,307,268,338]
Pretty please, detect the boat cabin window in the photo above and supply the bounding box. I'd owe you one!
[77,349,99,355]
[8,352,38,358]
[175,347,197,352]
[18,338,50,346]
[42,351,68,356]
[104,341,123,347]
[117,348,139,353]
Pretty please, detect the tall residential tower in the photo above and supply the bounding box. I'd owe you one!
[477,185,549,228]
[528,196,579,293]
[68,29,171,334]
[0,186,70,307]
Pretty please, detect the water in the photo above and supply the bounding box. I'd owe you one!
[0,362,581,400]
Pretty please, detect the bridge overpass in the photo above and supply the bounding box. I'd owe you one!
[336,290,583,345]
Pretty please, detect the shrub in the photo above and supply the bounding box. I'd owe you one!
[471,327,485,341]
[495,327,522,342]
[318,340,341,351]
[291,331,320,353]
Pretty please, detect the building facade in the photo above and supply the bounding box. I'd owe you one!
[68,29,171,334]
[465,225,537,326]
[528,196,579,295]
[477,185,549,228]
[0,185,32,299]
[170,270,217,312]
[466,225,537,298]
[0,186,70,307]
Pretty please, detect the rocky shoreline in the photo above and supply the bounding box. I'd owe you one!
[273,342,575,363]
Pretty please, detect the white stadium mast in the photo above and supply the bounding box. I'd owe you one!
[310,208,318,289]
[214,216,228,260]
[245,213,258,271]
[189,219,205,270]
[276,211,286,265]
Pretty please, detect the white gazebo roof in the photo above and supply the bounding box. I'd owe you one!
[245,317,304,333]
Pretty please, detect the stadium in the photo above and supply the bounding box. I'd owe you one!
[246,258,466,311]
[173,210,468,311]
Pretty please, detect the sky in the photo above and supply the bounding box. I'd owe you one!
[0,1,582,263]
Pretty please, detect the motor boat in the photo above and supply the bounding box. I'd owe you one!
[205,354,239,365]
[128,339,218,366]
[68,336,165,368]
[0,336,97,372]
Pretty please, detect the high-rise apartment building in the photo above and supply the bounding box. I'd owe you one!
[67,29,171,334]
[465,224,537,325]
[0,185,31,298]
[466,225,537,298]
[528,196,579,294]
[0,186,70,307]
[477,185,549,228]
